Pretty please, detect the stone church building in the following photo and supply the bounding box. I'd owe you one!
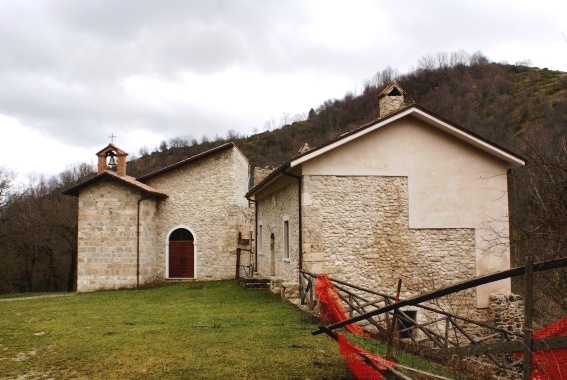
[64,82,524,317]
[246,82,525,309]
[63,142,251,291]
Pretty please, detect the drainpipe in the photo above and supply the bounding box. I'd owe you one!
[282,170,303,277]
[246,196,258,273]
[246,164,258,273]
[137,194,152,289]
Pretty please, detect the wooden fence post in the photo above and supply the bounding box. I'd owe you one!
[523,254,534,380]
[236,232,242,279]
[386,278,403,360]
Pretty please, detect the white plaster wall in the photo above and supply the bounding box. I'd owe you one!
[301,116,513,307]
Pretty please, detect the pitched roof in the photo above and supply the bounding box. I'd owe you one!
[95,143,128,156]
[378,80,407,98]
[246,104,526,198]
[63,142,239,197]
[137,142,236,181]
[62,170,167,197]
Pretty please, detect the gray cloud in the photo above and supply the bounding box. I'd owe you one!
[0,0,565,158]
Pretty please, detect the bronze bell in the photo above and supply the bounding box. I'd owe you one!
[106,152,117,170]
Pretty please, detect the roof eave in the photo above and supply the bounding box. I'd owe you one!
[409,108,526,167]
[290,105,526,169]
[138,142,235,182]
[245,162,290,198]
[95,143,128,156]
[62,171,167,198]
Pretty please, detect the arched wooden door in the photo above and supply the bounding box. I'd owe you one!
[168,228,194,278]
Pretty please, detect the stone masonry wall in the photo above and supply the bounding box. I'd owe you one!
[139,198,159,283]
[302,175,478,315]
[256,182,300,283]
[254,167,275,186]
[379,95,405,117]
[232,148,254,235]
[490,293,524,337]
[146,147,251,279]
[77,177,158,291]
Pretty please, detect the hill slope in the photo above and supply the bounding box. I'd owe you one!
[1,58,565,326]
[126,61,566,176]
[125,60,567,326]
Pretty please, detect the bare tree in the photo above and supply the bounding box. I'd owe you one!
[435,51,449,69]
[292,113,306,123]
[0,169,79,293]
[139,145,150,157]
[0,166,15,209]
[226,129,241,140]
[280,112,291,126]
[263,117,277,132]
[417,54,436,71]
[470,50,489,65]
[449,50,471,67]
[509,138,567,324]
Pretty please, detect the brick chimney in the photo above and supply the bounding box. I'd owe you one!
[378,81,407,118]
[95,144,128,175]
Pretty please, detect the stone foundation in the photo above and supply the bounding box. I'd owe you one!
[490,293,524,337]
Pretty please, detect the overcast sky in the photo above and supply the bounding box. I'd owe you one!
[1,0,566,182]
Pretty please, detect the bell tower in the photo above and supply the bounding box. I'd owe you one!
[95,143,128,176]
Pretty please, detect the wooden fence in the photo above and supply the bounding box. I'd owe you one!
[301,256,567,374]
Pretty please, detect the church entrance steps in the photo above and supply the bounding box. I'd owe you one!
[237,277,271,290]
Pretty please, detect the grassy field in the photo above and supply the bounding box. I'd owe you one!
[1,281,467,379]
[0,281,353,379]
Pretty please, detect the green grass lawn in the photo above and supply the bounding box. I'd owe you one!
[0,281,353,379]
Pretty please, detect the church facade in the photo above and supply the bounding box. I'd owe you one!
[64,142,251,291]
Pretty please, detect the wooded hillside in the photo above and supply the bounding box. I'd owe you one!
[1,52,565,324]
[123,53,566,174]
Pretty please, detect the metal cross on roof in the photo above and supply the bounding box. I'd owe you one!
[108,133,116,144]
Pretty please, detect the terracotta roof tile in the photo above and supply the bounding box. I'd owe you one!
[62,170,167,197]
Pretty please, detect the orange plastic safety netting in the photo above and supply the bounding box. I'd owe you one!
[315,273,567,379]
[513,315,567,379]
[315,274,395,379]
[315,274,367,336]
[337,333,397,380]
